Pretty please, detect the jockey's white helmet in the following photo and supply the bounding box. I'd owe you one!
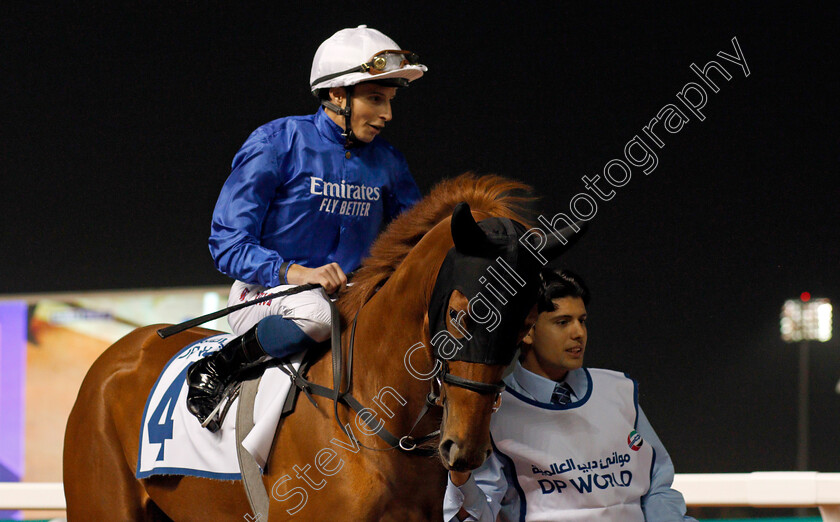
[310,25,427,93]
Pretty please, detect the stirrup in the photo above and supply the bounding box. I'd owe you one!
[200,382,242,431]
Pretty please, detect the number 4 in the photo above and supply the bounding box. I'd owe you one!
[148,366,190,461]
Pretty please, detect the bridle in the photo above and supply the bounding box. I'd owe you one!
[431,359,505,408]
[276,206,561,457]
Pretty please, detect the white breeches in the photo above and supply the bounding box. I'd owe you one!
[227,280,332,342]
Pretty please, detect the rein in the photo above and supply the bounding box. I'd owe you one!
[279,295,506,457]
[279,299,441,457]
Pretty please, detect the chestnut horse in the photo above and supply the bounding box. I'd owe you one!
[64,174,580,520]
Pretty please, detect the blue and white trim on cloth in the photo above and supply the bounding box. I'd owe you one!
[137,334,241,480]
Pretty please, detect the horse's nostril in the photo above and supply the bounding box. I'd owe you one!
[440,438,455,458]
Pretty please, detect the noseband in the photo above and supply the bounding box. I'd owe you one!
[432,359,505,397]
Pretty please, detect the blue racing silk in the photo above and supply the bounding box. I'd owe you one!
[209,108,421,288]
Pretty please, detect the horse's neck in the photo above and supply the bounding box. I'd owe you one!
[346,295,425,401]
[343,265,438,439]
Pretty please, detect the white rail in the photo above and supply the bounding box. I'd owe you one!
[2,473,839,519]
[673,472,840,521]
[673,472,840,506]
[0,482,65,509]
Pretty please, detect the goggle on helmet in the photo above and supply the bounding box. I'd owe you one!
[310,25,427,93]
[312,49,422,88]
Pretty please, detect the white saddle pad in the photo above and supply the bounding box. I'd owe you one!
[136,334,300,479]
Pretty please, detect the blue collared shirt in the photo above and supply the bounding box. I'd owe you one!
[443,361,697,521]
[209,108,421,288]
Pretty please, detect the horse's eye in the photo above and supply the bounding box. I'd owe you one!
[447,308,471,339]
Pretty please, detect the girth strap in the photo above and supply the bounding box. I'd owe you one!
[235,375,270,519]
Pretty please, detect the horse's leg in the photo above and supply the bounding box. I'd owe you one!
[63,347,164,520]
[63,409,155,520]
[264,415,446,521]
[142,475,250,521]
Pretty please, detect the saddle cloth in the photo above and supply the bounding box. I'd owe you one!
[136,334,301,480]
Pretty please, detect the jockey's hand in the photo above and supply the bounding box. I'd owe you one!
[287,263,347,294]
[449,470,472,486]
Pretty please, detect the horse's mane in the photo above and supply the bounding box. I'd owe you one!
[337,172,534,323]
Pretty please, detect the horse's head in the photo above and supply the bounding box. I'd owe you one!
[429,202,584,471]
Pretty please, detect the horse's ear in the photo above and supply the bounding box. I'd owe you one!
[451,202,492,255]
[538,221,589,261]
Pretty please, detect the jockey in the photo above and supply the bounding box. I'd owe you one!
[186,25,427,431]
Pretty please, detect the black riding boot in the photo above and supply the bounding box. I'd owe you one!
[186,324,267,432]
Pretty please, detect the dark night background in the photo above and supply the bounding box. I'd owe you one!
[3,1,838,481]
